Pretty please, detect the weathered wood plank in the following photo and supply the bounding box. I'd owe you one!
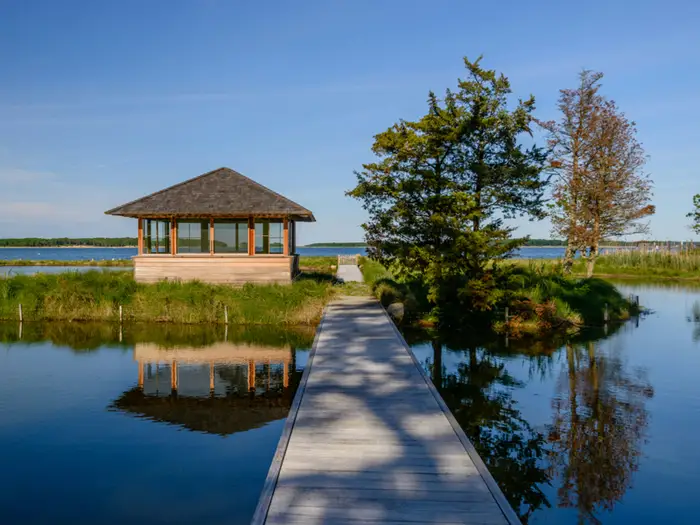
[255,297,520,525]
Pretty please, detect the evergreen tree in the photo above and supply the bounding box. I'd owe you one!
[348,57,549,321]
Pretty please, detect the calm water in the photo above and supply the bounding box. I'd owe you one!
[408,281,700,524]
[0,245,570,262]
[0,324,313,525]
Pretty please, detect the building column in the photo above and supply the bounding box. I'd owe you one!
[171,219,177,255]
[283,218,289,256]
[137,218,144,255]
[248,217,255,256]
[291,221,296,254]
[248,360,256,391]
[137,360,144,389]
[171,360,178,392]
[283,358,289,388]
[209,218,214,255]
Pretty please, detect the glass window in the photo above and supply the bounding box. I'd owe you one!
[177,220,210,254]
[144,219,171,254]
[214,221,248,254]
[255,221,284,254]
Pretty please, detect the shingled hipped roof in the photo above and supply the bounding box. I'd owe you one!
[104,167,315,221]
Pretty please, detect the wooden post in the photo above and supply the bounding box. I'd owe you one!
[18,304,22,322]
[209,361,215,392]
[248,217,255,256]
[283,358,289,388]
[137,218,144,255]
[283,218,289,256]
[209,218,214,255]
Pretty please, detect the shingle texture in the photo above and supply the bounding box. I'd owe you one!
[105,167,315,221]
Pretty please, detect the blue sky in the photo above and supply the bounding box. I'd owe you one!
[1,0,698,244]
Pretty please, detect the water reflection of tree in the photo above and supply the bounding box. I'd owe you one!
[690,301,700,342]
[548,342,654,524]
[425,336,551,523]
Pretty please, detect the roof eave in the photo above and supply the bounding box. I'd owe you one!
[104,211,316,222]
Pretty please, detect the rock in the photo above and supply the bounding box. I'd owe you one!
[386,302,405,323]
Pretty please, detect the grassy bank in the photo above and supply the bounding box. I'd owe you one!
[0,259,133,267]
[0,271,335,324]
[358,257,636,336]
[570,251,700,279]
[510,251,700,280]
[0,255,338,269]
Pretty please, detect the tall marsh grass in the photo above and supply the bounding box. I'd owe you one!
[577,250,700,276]
[0,270,335,324]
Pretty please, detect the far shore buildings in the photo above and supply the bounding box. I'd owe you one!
[105,167,315,284]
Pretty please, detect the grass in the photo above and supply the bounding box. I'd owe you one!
[358,257,636,336]
[0,255,338,270]
[570,250,700,279]
[0,270,335,324]
[510,251,700,280]
[297,256,336,274]
[495,261,636,336]
[0,259,132,266]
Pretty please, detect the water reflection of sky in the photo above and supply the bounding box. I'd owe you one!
[409,282,700,525]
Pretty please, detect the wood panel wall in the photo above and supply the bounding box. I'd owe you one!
[133,255,295,284]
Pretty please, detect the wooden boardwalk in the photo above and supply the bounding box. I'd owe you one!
[252,297,520,525]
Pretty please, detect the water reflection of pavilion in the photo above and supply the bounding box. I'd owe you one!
[111,343,297,436]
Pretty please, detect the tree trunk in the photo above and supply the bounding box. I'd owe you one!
[563,242,576,274]
[586,216,601,277]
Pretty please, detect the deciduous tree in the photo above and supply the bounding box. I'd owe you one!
[579,101,654,276]
[347,57,549,322]
[547,71,606,273]
[548,72,654,276]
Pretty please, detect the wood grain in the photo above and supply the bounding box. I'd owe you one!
[133,255,294,284]
[254,297,520,525]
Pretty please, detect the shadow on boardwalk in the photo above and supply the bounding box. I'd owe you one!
[254,297,518,525]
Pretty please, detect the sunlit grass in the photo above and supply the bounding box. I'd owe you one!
[0,270,335,324]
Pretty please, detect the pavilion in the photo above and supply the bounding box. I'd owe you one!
[105,167,315,284]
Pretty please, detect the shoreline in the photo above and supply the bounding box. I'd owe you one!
[0,246,137,249]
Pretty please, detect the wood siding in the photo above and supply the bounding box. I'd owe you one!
[133,255,295,284]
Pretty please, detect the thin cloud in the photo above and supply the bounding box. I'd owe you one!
[0,168,57,185]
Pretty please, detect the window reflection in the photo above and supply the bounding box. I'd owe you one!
[255,221,283,254]
[144,219,171,254]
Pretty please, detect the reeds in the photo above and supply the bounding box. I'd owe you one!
[0,270,335,324]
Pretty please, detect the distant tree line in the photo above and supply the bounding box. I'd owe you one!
[0,237,137,247]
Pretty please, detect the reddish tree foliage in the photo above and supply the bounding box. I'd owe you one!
[548,71,654,276]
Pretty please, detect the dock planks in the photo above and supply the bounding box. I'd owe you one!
[252,296,520,525]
